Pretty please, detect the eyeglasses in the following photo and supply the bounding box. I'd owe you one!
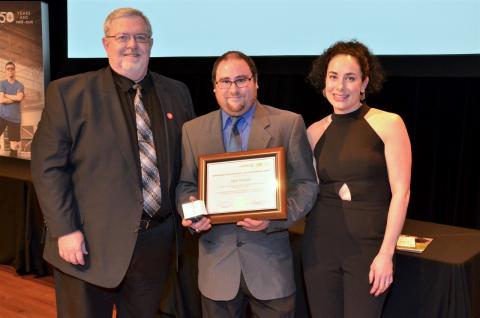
[215,76,253,89]
[105,33,151,44]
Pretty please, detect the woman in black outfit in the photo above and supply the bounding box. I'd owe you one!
[302,40,411,318]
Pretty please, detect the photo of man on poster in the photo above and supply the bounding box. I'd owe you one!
[0,61,24,155]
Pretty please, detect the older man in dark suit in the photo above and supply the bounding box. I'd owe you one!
[31,7,194,318]
[176,51,318,318]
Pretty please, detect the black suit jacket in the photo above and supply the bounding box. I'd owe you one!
[31,67,195,288]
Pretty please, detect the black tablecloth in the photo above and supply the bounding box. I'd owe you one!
[383,219,480,318]
[0,176,49,275]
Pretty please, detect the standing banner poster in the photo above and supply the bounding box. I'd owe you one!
[0,1,49,159]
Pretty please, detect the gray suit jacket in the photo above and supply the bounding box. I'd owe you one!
[176,103,317,301]
[31,67,195,288]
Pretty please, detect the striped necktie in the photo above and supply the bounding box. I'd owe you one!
[133,84,161,216]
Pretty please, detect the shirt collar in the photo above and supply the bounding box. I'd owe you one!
[111,68,152,93]
[221,102,257,130]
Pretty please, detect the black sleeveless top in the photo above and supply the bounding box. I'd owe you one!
[314,104,391,204]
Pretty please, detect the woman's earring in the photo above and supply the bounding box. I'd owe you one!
[360,90,366,102]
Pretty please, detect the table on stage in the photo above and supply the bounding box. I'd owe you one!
[0,157,48,276]
[382,219,480,318]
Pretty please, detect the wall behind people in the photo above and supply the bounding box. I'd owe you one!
[43,0,480,229]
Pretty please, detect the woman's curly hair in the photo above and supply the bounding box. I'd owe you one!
[307,40,385,97]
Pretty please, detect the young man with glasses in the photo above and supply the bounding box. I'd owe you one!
[31,7,195,318]
[0,61,24,154]
[176,51,318,317]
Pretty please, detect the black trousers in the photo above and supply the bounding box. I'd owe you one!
[303,250,387,318]
[0,118,20,141]
[303,200,389,318]
[54,217,174,318]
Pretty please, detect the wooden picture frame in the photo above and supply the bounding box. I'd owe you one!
[198,147,287,224]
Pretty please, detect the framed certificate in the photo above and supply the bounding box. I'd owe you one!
[198,147,287,224]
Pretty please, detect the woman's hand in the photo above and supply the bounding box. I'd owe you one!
[369,252,394,297]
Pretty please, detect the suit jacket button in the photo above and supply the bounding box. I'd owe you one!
[237,241,244,247]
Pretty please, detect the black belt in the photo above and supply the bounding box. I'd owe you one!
[137,212,172,232]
